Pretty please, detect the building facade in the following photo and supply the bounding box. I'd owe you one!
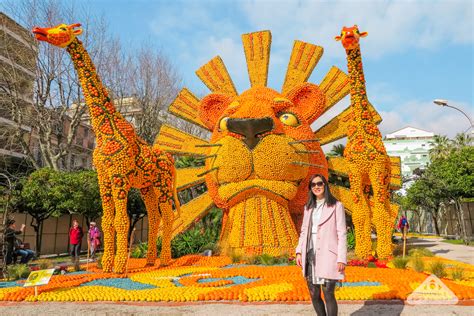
[0,13,95,172]
[0,12,37,172]
[383,126,434,178]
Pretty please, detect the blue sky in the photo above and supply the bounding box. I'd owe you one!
[19,0,474,137]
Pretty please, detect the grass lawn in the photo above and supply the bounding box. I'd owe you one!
[442,239,474,246]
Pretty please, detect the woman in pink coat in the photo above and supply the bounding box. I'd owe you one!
[296,174,347,316]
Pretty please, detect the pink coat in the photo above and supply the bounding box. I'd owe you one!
[295,201,347,280]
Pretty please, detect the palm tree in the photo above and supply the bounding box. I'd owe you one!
[429,135,451,160]
[175,156,204,168]
[453,132,472,150]
[328,144,346,157]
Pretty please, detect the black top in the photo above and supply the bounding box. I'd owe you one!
[4,227,22,251]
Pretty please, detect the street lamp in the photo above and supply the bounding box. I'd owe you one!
[433,99,473,132]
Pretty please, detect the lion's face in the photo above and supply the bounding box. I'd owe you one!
[198,83,328,211]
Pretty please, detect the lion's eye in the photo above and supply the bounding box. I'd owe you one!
[219,117,229,131]
[279,113,299,127]
[60,27,67,31]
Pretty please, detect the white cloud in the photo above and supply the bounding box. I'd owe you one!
[205,36,249,92]
[379,99,472,137]
[239,0,473,60]
[145,0,472,140]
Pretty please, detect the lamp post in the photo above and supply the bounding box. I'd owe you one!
[433,99,473,132]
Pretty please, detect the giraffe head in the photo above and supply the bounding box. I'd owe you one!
[335,25,367,50]
[32,23,82,48]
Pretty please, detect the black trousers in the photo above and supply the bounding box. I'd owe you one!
[306,250,338,316]
[70,243,81,258]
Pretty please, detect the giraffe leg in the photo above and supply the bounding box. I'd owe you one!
[111,180,130,274]
[140,187,160,266]
[369,163,393,259]
[97,169,115,273]
[349,168,372,259]
[159,200,174,266]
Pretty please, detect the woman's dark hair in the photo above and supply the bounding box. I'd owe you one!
[305,174,338,209]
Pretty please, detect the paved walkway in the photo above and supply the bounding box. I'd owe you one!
[407,237,474,265]
[0,301,472,315]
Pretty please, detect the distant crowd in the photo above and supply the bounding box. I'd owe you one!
[4,218,101,269]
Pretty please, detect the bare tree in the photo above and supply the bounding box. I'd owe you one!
[1,0,117,170]
[101,40,189,144]
[2,0,187,174]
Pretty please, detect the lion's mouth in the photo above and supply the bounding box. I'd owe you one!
[217,179,300,204]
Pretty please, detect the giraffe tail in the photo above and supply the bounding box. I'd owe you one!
[171,165,181,219]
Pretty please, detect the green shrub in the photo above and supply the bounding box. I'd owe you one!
[244,255,260,265]
[240,253,292,266]
[451,266,465,280]
[392,243,411,257]
[273,252,291,265]
[35,259,53,270]
[257,254,274,265]
[411,256,425,273]
[17,264,31,279]
[393,257,409,269]
[408,247,434,257]
[347,228,355,250]
[429,260,447,278]
[131,242,148,258]
[229,250,242,263]
[97,253,103,269]
[7,264,31,280]
[6,265,17,281]
[155,207,223,258]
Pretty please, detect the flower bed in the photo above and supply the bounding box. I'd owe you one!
[0,255,473,303]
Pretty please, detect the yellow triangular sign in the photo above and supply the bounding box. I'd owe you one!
[407,274,458,305]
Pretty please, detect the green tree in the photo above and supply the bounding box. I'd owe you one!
[411,133,473,242]
[327,144,346,157]
[175,156,204,168]
[127,188,147,241]
[452,132,472,149]
[12,168,67,254]
[405,174,444,235]
[65,171,102,226]
[429,145,473,243]
[175,155,206,204]
[429,135,451,160]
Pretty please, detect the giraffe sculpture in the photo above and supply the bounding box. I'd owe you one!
[32,23,181,273]
[335,26,394,259]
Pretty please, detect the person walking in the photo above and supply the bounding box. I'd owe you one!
[88,222,101,259]
[69,219,84,271]
[397,214,409,239]
[296,174,347,316]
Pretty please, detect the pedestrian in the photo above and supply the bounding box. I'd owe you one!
[397,214,409,239]
[295,174,347,316]
[14,236,35,264]
[69,219,84,271]
[4,219,27,264]
[88,222,101,259]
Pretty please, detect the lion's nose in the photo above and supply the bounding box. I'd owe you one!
[227,117,274,150]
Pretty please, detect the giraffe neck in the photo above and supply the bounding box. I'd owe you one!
[346,47,372,122]
[66,38,121,140]
[345,46,387,156]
